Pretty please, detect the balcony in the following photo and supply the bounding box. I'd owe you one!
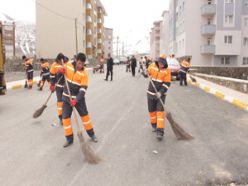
[201,45,215,54]
[201,4,216,16]
[201,24,216,35]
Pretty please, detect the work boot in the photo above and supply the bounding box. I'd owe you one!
[90,134,98,143]
[63,136,73,148]
[156,128,164,141]
[151,124,157,132]
[63,140,73,148]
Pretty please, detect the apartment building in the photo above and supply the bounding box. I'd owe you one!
[150,21,162,59]
[104,27,113,57]
[86,0,107,59]
[168,0,248,67]
[36,0,106,60]
[160,11,170,55]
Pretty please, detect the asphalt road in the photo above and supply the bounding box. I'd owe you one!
[0,66,248,186]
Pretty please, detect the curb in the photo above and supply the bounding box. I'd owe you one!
[6,68,92,91]
[7,77,39,91]
[189,79,248,112]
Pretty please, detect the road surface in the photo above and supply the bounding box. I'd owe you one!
[1,66,248,186]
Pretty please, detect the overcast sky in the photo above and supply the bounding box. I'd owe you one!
[0,0,169,53]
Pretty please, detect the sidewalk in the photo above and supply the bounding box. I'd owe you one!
[7,76,40,90]
[6,68,93,90]
[189,75,248,112]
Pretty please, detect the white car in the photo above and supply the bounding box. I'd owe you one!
[113,58,120,65]
[166,57,180,79]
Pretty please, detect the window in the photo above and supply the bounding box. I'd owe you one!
[86,16,92,22]
[245,0,248,7]
[86,42,92,48]
[224,35,232,44]
[243,58,248,65]
[244,38,248,46]
[221,57,230,65]
[244,17,248,27]
[207,38,211,45]
[86,3,92,9]
[225,15,234,25]
[86,29,92,35]
[208,18,211,25]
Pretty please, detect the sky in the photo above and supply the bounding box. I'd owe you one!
[0,0,169,54]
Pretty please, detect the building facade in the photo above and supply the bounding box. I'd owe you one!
[103,27,113,57]
[86,0,106,60]
[36,0,106,60]
[160,11,169,55]
[168,0,248,67]
[150,21,162,59]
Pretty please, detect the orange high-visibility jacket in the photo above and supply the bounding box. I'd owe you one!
[40,62,50,76]
[24,59,33,73]
[179,60,191,74]
[63,61,88,102]
[50,61,64,87]
[147,63,171,98]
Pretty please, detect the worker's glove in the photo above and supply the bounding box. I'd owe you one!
[59,67,66,75]
[155,92,162,99]
[50,85,55,92]
[70,99,77,107]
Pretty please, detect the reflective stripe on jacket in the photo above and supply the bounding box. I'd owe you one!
[63,62,88,102]
[147,63,171,98]
[50,62,64,86]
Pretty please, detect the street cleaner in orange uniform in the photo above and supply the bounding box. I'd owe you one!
[22,56,34,89]
[59,53,98,147]
[50,53,67,125]
[38,58,50,91]
[142,54,171,140]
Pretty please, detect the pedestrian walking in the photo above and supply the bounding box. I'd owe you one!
[131,55,137,77]
[105,53,114,81]
[138,56,144,73]
[126,57,131,72]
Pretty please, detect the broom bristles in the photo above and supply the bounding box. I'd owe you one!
[77,132,101,164]
[33,105,47,118]
[166,112,194,140]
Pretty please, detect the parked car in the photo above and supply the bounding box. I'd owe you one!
[113,58,120,65]
[167,57,180,80]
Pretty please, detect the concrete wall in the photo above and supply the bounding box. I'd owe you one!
[193,73,248,94]
[192,66,248,80]
[36,0,86,59]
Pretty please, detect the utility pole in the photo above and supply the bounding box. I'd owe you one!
[74,18,78,54]
[122,42,124,56]
[116,36,119,59]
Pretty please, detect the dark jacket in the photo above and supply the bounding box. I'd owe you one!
[131,57,137,67]
[107,57,114,69]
